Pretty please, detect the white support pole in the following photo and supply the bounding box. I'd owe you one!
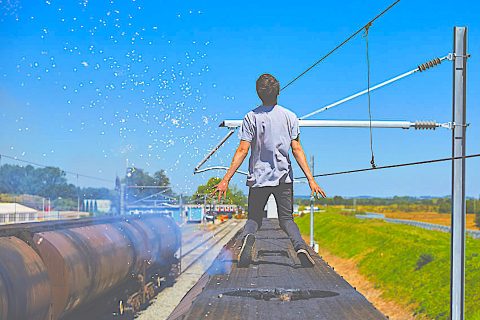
[179,194,184,224]
[310,155,315,248]
[220,119,450,130]
[451,26,467,320]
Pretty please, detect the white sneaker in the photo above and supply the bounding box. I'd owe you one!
[297,248,315,267]
[238,234,255,268]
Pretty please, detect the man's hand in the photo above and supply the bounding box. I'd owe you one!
[211,179,229,202]
[291,138,326,199]
[309,179,326,199]
[210,140,250,202]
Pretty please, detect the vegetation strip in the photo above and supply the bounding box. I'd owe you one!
[296,210,480,319]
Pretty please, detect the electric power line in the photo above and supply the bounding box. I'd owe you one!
[295,154,480,179]
[280,0,401,92]
[0,153,114,183]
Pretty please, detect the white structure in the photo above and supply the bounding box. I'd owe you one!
[0,203,37,224]
[265,195,278,218]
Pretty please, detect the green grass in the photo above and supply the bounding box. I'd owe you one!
[296,211,480,320]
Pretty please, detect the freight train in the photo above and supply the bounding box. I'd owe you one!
[0,214,181,320]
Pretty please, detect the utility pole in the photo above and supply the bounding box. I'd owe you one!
[76,174,80,213]
[120,184,125,216]
[179,194,184,224]
[203,194,207,228]
[310,155,315,248]
[450,26,467,320]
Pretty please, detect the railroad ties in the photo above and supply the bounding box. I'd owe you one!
[169,219,386,320]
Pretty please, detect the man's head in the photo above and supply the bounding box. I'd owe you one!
[256,74,279,105]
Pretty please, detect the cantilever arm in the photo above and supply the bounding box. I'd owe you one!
[220,120,451,130]
[194,129,236,172]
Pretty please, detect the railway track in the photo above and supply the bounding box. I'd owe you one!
[136,219,244,320]
[180,220,240,274]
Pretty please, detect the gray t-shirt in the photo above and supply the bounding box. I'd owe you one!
[238,105,300,188]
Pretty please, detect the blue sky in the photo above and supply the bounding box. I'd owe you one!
[0,0,479,197]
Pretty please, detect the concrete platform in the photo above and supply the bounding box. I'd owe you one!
[168,219,386,320]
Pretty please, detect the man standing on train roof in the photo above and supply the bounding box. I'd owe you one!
[212,73,326,268]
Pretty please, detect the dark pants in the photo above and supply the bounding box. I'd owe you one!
[241,183,307,251]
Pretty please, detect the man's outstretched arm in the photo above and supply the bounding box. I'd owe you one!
[212,140,250,201]
[291,138,327,198]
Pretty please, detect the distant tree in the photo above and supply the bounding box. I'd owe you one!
[192,177,221,203]
[122,167,173,202]
[0,164,72,198]
[53,198,77,211]
[153,169,170,186]
[476,213,480,228]
[438,200,451,214]
[192,177,246,207]
[81,187,113,200]
[115,176,121,192]
[93,200,98,213]
[228,184,247,207]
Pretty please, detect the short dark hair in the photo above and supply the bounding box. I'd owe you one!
[256,74,279,102]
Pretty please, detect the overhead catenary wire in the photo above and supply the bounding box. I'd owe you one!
[197,53,450,174]
[196,0,455,176]
[194,1,402,173]
[295,153,480,180]
[196,54,448,174]
[0,153,114,183]
[280,0,401,92]
[364,23,377,168]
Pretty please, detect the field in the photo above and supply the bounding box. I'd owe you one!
[357,205,480,230]
[296,209,480,320]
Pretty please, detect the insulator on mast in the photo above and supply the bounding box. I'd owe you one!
[417,57,442,72]
[414,121,437,130]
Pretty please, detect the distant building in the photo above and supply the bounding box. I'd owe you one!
[0,203,37,224]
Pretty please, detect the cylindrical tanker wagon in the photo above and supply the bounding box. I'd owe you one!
[0,214,181,320]
[0,237,52,320]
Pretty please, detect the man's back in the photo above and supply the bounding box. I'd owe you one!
[213,73,325,268]
[239,105,300,188]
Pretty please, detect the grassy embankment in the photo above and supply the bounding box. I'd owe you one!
[296,209,480,319]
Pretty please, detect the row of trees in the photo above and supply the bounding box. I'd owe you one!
[0,164,115,210]
[191,177,247,207]
[2,163,478,227]
[295,195,480,214]
[124,167,173,201]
